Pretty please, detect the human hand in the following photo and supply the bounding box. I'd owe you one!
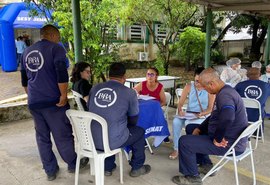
[179,110,185,116]
[213,138,228,148]
[56,95,68,107]
[192,128,200,135]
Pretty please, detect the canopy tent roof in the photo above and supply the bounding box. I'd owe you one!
[184,0,270,18]
[0,2,51,29]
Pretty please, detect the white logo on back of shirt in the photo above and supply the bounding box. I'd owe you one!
[94,88,117,108]
[244,85,262,99]
[25,50,44,72]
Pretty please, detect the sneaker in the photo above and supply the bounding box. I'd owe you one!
[129,164,151,177]
[105,166,116,176]
[47,166,59,181]
[68,157,89,173]
[172,175,202,185]
[198,164,216,177]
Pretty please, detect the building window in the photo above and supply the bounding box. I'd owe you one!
[155,23,168,42]
[127,23,148,42]
[103,25,122,41]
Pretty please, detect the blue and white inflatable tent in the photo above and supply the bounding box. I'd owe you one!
[0,2,50,72]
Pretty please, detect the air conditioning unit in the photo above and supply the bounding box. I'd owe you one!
[138,52,149,61]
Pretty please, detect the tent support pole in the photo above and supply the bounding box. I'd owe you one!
[205,8,212,68]
[71,0,83,63]
[264,22,270,66]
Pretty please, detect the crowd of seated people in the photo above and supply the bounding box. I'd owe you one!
[67,58,270,184]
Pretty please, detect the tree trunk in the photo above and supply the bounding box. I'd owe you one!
[249,21,267,61]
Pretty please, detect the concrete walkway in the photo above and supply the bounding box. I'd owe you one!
[1,107,270,185]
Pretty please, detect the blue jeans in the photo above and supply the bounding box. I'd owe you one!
[172,117,186,150]
[105,126,145,171]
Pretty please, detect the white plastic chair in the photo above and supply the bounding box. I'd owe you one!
[71,90,85,111]
[175,88,187,114]
[164,92,171,121]
[175,88,183,103]
[242,98,264,149]
[66,110,123,185]
[202,120,261,185]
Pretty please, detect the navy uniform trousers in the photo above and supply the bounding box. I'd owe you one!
[178,124,228,176]
[105,126,145,171]
[30,104,77,176]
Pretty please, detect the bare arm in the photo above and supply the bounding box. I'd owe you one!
[56,82,68,107]
[159,87,166,106]
[133,82,142,94]
[83,96,89,103]
[177,83,191,116]
[198,93,215,117]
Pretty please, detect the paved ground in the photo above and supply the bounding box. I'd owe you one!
[0,107,270,185]
[1,67,270,185]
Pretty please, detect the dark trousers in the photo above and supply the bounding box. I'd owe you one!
[178,124,228,176]
[30,105,77,175]
[17,53,22,66]
[105,126,145,171]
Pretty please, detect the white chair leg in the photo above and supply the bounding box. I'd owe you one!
[123,149,130,162]
[118,152,123,184]
[145,138,153,154]
[250,151,256,185]
[95,158,104,185]
[75,156,81,185]
[260,123,264,143]
[90,158,95,175]
[233,153,239,185]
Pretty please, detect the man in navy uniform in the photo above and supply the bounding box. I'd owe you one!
[21,25,88,181]
[88,62,151,177]
[235,67,270,130]
[172,68,248,185]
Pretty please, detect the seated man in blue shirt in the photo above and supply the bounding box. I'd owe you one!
[88,62,151,177]
[172,68,248,185]
[235,67,270,131]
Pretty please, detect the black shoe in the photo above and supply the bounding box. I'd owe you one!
[198,164,216,177]
[129,164,151,177]
[79,157,89,169]
[105,166,116,176]
[163,137,170,143]
[47,166,59,181]
[172,175,202,185]
[68,157,89,173]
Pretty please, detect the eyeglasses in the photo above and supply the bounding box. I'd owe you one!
[147,73,156,77]
[84,70,91,74]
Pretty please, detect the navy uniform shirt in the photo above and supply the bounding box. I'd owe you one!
[21,39,68,109]
[235,80,270,121]
[88,80,139,150]
[206,85,248,152]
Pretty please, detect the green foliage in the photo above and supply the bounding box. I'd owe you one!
[211,49,225,64]
[120,0,199,74]
[25,0,125,83]
[177,26,206,67]
[154,53,165,75]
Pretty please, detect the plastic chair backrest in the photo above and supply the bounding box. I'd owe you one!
[71,90,85,111]
[164,92,171,116]
[66,110,112,155]
[175,88,183,102]
[242,98,262,121]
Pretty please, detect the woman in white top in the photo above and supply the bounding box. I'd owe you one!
[220,58,247,87]
[260,64,270,83]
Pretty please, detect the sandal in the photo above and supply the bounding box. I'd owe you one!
[169,151,178,160]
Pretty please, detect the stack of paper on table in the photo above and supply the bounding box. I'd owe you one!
[138,95,156,100]
[173,112,198,120]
